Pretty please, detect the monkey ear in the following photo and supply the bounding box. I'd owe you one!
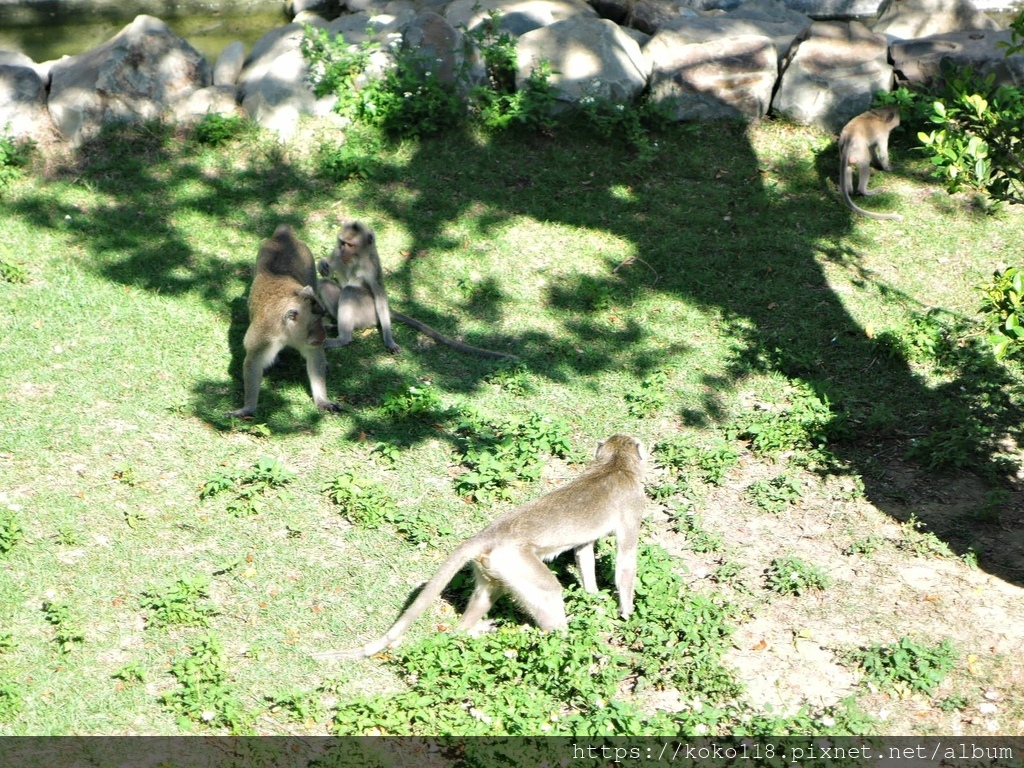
[295,285,317,301]
[365,231,375,246]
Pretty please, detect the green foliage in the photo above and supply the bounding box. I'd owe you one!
[330,546,740,735]
[140,575,216,628]
[733,384,845,455]
[746,473,803,513]
[314,133,382,181]
[904,401,993,471]
[0,129,31,192]
[853,636,957,696]
[765,556,831,595]
[113,662,146,684]
[0,682,23,719]
[302,15,557,139]
[667,505,723,552]
[844,535,883,557]
[380,381,447,421]
[576,91,673,163]
[979,266,1024,359]
[624,368,671,417]
[915,62,1024,206]
[266,688,324,724]
[42,601,85,653]
[654,434,738,485]
[0,510,23,555]
[455,411,572,501]
[200,457,295,517]
[0,256,28,283]
[0,633,14,652]
[322,472,449,544]
[895,514,954,558]
[192,113,250,147]
[161,635,248,732]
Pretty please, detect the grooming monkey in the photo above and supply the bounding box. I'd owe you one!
[228,225,340,418]
[315,434,647,659]
[838,106,902,221]
[316,220,516,360]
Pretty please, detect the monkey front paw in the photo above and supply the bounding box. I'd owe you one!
[386,343,402,355]
[227,407,255,419]
[317,259,331,278]
[317,400,342,413]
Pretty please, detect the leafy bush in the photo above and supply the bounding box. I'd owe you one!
[746,473,803,514]
[733,383,846,455]
[978,266,1024,359]
[654,434,738,485]
[42,601,85,653]
[192,113,250,146]
[0,129,31,192]
[200,457,295,517]
[0,511,23,555]
[322,472,450,544]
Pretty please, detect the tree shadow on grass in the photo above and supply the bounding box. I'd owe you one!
[6,116,1022,586]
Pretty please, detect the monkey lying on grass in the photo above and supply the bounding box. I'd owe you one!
[315,434,647,659]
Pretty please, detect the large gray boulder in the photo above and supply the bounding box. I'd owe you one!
[646,33,777,120]
[445,0,596,35]
[872,0,999,41]
[891,29,1024,86]
[213,41,246,87]
[0,63,53,139]
[402,12,465,83]
[659,0,812,63]
[772,20,893,131]
[47,15,212,146]
[238,21,337,139]
[516,17,651,106]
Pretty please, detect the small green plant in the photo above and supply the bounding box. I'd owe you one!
[200,457,295,517]
[485,362,533,396]
[0,682,23,719]
[0,511,24,554]
[160,635,247,732]
[42,601,85,653]
[140,575,216,628]
[55,525,80,545]
[0,129,31,192]
[765,556,831,595]
[192,113,250,146]
[624,368,671,417]
[455,412,572,502]
[667,505,723,552]
[654,434,738,485]
[380,381,447,421]
[113,662,146,683]
[937,693,970,712]
[853,636,958,696]
[321,472,397,530]
[266,688,324,724]
[745,473,803,514]
[575,90,672,162]
[322,472,447,543]
[896,514,954,558]
[0,257,28,283]
[979,266,1024,359]
[314,133,382,181]
[844,535,883,557]
[733,383,846,456]
[0,633,15,652]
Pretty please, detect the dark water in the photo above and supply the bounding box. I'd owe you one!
[0,8,289,64]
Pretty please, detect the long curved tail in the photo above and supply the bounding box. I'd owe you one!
[314,538,485,659]
[840,165,902,221]
[392,311,518,360]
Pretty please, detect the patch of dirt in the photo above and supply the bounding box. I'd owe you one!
[652,450,1024,735]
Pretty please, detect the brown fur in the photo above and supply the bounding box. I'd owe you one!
[838,106,902,221]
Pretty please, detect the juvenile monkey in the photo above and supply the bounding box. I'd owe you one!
[838,106,903,221]
[228,224,340,418]
[315,434,647,659]
[317,220,516,360]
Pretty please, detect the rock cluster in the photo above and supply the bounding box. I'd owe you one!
[0,0,1020,146]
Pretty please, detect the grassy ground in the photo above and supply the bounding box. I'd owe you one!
[0,113,1022,737]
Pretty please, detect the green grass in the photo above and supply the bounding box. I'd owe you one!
[0,113,1022,735]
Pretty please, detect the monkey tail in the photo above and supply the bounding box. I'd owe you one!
[391,310,518,360]
[313,539,485,660]
[839,156,903,221]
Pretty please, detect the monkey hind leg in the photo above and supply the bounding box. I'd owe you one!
[484,545,568,631]
[459,561,502,632]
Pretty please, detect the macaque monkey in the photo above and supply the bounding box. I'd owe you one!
[228,225,340,418]
[315,434,647,659]
[317,220,516,360]
[838,106,902,221]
